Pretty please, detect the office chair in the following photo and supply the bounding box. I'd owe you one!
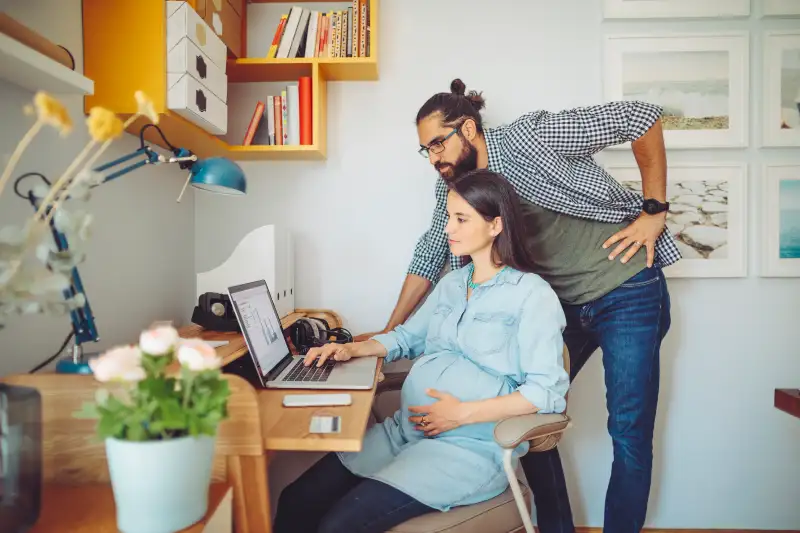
[371,345,572,533]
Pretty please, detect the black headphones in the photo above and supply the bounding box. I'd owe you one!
[288,317,353,355]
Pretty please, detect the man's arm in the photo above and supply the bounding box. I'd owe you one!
[603,118,668,267]
[510,100,663,157]
[353,179,450,341]
[631,118,667,203]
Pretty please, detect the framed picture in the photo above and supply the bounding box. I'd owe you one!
[603,0,750,19]
[761,164,800,277]
[762,31,800,147]
[604,32,750,149]
[762,0,800,16]
[606,163,748,278]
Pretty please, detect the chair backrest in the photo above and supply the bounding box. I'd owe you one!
[0,372,271,532]
[527,343,570,453]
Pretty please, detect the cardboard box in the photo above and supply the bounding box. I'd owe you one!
[197,0,243,58]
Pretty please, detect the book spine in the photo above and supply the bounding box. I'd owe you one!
[281,89,289,145]
[273,95,283,145]
[359,0,367,57]
[267,15,287,58]
[242,101,265,146]
[299,76,312,145]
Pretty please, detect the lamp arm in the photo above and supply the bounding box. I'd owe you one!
[23,189,99,347]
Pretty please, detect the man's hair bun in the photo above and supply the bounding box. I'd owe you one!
[449,78,485,111]
[450,78,466,96]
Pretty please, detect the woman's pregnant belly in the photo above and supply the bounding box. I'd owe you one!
[398,352,514,442]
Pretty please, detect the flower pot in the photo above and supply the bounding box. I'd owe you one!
[105,435,216,533]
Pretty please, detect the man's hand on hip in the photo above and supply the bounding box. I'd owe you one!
[602,212,667,268]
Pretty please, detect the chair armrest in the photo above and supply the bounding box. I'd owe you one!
[375,371,409,395]
[493,413,571,449]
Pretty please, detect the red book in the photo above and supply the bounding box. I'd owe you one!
[242,101,265,145]
[298,76,312,145]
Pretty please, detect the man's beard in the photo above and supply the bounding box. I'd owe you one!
[435,140,478,181]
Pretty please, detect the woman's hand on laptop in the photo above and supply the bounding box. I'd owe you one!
[303,339,389,367]
[303,343,356,367]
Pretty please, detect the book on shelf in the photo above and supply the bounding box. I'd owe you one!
[241,76,312,147]
[266,0,370,59]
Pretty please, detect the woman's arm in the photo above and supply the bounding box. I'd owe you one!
[305,279,447,367]
[513,282,569,414]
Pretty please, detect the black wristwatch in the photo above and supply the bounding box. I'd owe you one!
[642,198,669,215]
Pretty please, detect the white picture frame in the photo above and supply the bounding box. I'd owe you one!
[761,164,800,277]
[604,32,750,149]
[603,0,751,19]
[606,163,748,278]
[762,0,800,16]
[762,31,800,147]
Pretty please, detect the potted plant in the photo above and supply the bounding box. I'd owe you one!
[76,324,230,533]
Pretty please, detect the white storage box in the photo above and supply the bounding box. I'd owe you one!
[197,225,295,319]
[168,37,227,103]
[168,72,227,135]
[166,1,227,71]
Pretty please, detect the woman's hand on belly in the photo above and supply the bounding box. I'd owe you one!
[408,389,471,437]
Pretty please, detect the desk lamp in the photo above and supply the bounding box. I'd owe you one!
[15,124,246,374]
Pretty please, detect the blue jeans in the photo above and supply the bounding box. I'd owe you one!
[520,266,671,533]
[273,452,435,533]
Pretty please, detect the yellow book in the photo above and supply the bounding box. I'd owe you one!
[267,14,288,59]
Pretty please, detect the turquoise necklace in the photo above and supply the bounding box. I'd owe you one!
[467,262,507,289]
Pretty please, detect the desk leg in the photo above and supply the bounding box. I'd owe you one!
[228,455,272,533]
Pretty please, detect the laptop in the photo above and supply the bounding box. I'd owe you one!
[226,280,378,390]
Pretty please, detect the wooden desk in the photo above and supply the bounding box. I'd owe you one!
[178,309,380,453]
[775,388,800,420]
[30,483,232,533]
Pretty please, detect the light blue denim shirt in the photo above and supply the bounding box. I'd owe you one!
[337,265,569,511]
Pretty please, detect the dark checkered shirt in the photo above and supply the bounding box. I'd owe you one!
[408,100,682,282]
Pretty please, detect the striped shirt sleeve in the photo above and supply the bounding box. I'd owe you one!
[407,177,449,282]
[507,100,663,157]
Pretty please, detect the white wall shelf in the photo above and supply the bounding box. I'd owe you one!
[0,32,93,95]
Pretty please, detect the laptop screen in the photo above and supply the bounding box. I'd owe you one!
[228,281,290,377]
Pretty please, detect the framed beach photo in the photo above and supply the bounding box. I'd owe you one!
[762,0,800,17]
[762,31,800,147]
[604,32,750,149]
[606,163,748,278]
[603,0,750,19]
[761,164,800,277]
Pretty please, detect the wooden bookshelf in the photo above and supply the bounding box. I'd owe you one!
[82,0,378,162]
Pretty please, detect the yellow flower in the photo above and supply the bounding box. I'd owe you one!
[134,91,159,124]
[86,107,124,142]
[31,92,72,136]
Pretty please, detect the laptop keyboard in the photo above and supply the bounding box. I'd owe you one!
[282,359,335,382]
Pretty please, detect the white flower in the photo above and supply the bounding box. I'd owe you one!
[139,325,179,356]
[177,338,222,371]
[89,345,144,382]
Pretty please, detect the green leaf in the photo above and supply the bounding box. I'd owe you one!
[73,401,100,419]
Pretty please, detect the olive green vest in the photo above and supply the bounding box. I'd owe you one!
[519,200,646,305]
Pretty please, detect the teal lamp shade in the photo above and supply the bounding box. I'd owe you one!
[190,157,246,195]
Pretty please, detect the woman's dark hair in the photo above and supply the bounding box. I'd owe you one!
[416,78,486,132]
[447,169,537,273]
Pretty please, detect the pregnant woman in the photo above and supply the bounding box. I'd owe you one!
[272,169,570,533]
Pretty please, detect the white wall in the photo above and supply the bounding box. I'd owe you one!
[0,0,196,375]
[195,1,800,528]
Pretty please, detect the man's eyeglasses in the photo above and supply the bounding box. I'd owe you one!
[418,128,458,158]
